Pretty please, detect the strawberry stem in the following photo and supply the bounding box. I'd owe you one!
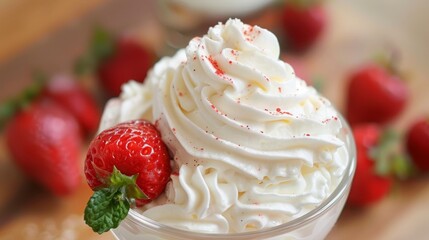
[109,167,147,200]
[287,0,323,8]
[392,154,414,180]
[374,46,402,77]
[75,27,115,76]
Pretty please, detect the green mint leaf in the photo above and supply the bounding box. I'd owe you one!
[84,188,130,234]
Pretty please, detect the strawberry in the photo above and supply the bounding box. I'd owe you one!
[76,29,155,97]
[5,99,82,196]
[281,0,327,51]
[96,38,154,97]
[345,64,408,126]
[43,75,101,135]
[84,120,171,234]
[348,124,393,207]
[405,118,429,172]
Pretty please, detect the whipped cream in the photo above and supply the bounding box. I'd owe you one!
[99,19,349,234]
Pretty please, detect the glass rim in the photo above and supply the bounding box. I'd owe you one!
[124,115,357,239]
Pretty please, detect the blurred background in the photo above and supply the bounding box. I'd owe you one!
[0,0,428,239]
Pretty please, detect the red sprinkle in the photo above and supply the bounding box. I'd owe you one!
[207,55,224,76]
[275,107,293,116]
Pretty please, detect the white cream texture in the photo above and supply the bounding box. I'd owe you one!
[99,19,348,234]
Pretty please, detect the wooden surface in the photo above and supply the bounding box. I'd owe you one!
[0,0,105,65]
[0,0,428,239]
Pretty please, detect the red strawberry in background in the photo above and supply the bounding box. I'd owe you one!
[345,63,408,126]
[348,124,393,207]
[281,0,327,52]
[97,38,154,97]
[5,100,82,196]
[405,118,429,172]
[84,120,171,234]
[43,75,101,135]
[75,28,154,97]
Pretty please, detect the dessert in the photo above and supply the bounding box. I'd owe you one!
[89,18,354,238]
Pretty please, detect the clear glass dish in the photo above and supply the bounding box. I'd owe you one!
[111,115,356,240]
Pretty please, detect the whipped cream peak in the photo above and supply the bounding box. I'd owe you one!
[99,19,349,234]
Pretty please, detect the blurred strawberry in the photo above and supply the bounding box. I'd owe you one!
[43,75,101,135]
[76,28,155,97]
[348,124,392,207]
[97,38,154,96]
[348,124,411,207]
[281,0,327,51]
[345,63,408,126]
[405,118,429,172]
[5,99,82,196]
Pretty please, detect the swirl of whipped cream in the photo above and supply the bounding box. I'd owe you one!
[100,19,349,233]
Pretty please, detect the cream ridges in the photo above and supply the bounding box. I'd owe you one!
[99,19,348,233]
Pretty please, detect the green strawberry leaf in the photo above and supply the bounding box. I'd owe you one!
[84,187,130,234]
[0,74,46,129]
[370,128,414,179]
[75,27,115,76]
[0,99,18,129]
[91,27,116,61]
[74,55,96,76]
[392,155,414,180]
[109,167,147,200]
[371,128,398,176]
[288,0,323,8]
